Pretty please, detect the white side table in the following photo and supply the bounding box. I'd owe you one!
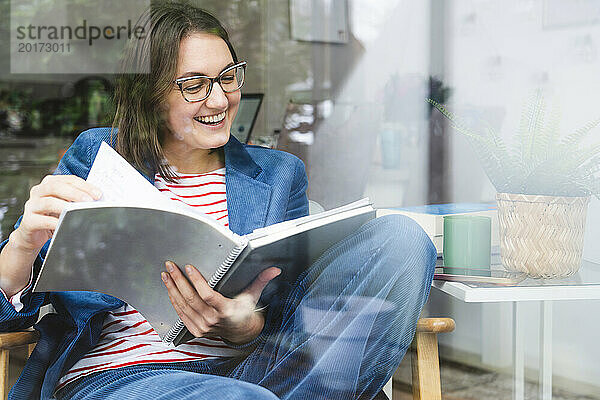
[432,258,600,400]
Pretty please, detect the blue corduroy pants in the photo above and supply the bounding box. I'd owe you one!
[56,215,436,400]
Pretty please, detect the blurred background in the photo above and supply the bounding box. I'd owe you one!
[1,0,600,398]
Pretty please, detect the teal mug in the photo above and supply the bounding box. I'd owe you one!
[443,215,491,275]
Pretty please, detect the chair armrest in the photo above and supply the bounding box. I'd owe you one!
[416,318,455,333]
[0,331,39,350]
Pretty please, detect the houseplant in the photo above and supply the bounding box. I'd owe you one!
[428,92,600,278]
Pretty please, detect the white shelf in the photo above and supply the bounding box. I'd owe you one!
[432,260,600,302]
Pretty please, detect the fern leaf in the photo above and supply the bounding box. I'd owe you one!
[524,91,546,165]
[535,99,561,163]
[516,91,535,158]
[516,91,542,165]
[577,155,600,179]
[427,96,600,197]
[530,92,546,162]
[427,99,516,191]
[559,143,600,175]
[561,116,600,148]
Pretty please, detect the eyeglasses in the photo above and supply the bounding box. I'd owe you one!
[173,61,247,103]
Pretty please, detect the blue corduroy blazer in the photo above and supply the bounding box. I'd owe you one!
[0,127,309,399]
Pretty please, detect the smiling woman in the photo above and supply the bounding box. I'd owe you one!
[0,2,436,400]
[113,5,242,180]
[160,33,241,174]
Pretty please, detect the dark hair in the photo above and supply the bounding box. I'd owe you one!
[112,2,237,181]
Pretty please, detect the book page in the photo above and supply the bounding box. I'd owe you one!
[246,198,372,239]
[83,142,240,240]
[87,142,170,207]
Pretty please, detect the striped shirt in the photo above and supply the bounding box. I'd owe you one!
[154,168,229,227]
[57,167,237,392]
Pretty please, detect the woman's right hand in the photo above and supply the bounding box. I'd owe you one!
[11,175,102,252]
[0,175,101,297]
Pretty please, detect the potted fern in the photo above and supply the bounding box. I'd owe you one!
[428,93,600,278]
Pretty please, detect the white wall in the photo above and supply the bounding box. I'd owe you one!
[430,0,600,393]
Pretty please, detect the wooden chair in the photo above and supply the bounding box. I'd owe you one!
[410,317,455,400]
[0,317,454,400]
[0,330,39,399]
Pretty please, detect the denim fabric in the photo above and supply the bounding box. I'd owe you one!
[0,128,309,400]
[55,215,436,400]
[55,359,278,400]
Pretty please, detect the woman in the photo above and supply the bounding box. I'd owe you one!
[0,3,435,400]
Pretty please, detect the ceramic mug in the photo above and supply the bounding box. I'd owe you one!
[443,215,491,275]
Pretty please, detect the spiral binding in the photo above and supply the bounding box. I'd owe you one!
[163,319,186,345]
[162,242,247,344]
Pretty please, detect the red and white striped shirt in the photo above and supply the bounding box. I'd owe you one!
[57,167,238,391]
[154,168,229,227]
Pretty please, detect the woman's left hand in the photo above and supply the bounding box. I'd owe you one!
[161,261,280,344]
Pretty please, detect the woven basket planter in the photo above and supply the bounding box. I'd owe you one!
[496,192,590,278]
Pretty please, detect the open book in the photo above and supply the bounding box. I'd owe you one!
[33,143,376,346]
